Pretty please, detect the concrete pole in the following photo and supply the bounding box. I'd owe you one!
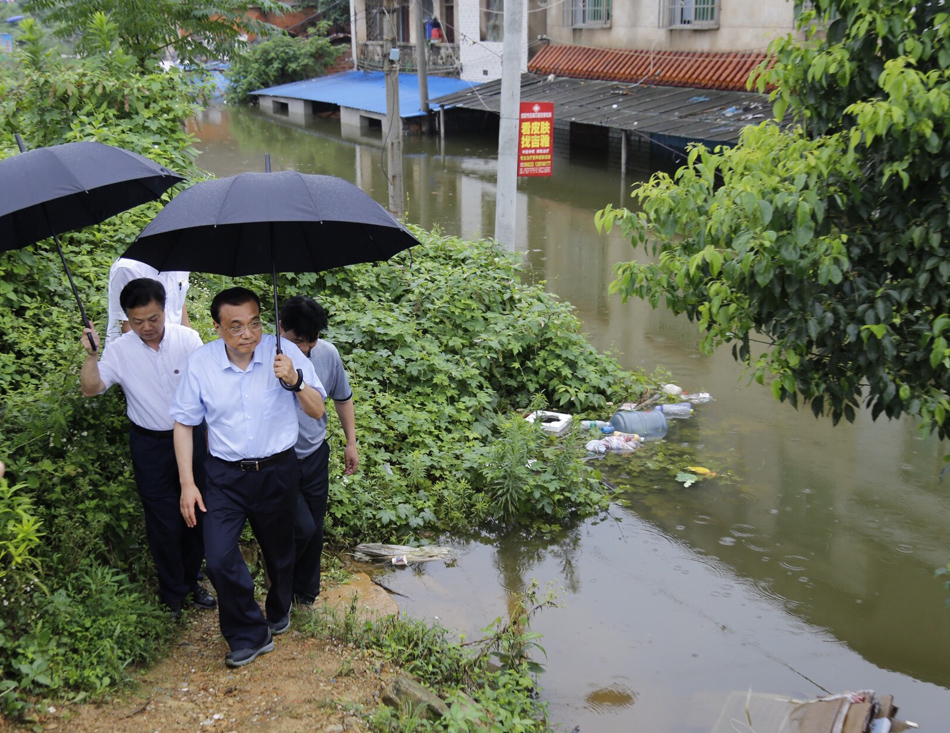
[415,7,431,134]
[494,0,525,249]
[350,1,359,70]
[384,0,405,217]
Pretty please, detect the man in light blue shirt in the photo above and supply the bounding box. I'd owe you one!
[171,287,327,668]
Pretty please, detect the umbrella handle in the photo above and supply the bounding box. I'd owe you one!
[280,368,304,392]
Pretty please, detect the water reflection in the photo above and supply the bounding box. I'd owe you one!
[191,103,950,730]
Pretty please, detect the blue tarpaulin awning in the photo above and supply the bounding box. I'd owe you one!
[252,70,475,119]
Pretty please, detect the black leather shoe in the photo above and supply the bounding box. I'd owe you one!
[166,602,183,622]
[267,615,290,635]
[191,586,217,610]
[225,631,274,668]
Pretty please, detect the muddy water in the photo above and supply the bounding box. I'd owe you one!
[190,104,950,731]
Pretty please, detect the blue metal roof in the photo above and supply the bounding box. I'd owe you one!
[252,70,475,119]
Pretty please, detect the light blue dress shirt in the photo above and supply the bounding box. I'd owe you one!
[171,334,326,462]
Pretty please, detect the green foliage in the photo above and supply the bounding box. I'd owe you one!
[0,476,43,584]
[602,0,950,439]
[280,229,652,541]
[225,31,342,105]
[25,0,286,69]
[301,580,555,732]
[0,22,204,717]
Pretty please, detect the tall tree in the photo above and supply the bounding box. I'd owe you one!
[26,0,285,68]
[599,0,950,440]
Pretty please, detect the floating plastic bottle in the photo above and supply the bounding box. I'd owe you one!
[655,402,693,419]
[585,435,641,454]
[609,409,668,440]
[580,420,611,429]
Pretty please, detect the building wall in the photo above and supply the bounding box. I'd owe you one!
[457,0,529,82]
[547,0,799,53]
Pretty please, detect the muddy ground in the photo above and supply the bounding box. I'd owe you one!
[34,573,401,732]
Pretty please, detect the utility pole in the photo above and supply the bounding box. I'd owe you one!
[494,0,524,249]
[384,0,405,217]
[415,7,431,134]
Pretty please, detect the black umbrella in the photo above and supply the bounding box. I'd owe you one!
[122,168,421,357]
[0,135,185,350]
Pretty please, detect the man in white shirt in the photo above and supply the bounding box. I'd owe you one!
[106,258,191,346]
[80,278,215,619]
[172,287,327,668]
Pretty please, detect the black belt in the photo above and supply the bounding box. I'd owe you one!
[215,448,295,472]
[130,423,174,439]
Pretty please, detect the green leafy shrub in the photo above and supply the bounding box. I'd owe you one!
[0,17,204,717]
[225,31,342,105]
[280,229,653,540]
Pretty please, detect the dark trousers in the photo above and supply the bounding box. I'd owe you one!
[293,441,330,603]
[203,450,298,652]
[128,424,207,607]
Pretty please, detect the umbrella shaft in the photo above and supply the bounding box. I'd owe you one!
[52,231,96,352]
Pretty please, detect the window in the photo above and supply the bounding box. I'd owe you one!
[659,0,720,29]
[481,0,504,41]
[562,0,611,29]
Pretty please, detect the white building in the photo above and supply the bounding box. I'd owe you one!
[348,0,806,83]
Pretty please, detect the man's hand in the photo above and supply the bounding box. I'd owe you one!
[180,481,206,528]
[81,325,100,355]
[274,353,298,385]
[344,442,359,475]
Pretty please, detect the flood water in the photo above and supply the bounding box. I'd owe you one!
[190,104,950,731]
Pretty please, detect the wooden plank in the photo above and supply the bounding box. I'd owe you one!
[786,699,848,732]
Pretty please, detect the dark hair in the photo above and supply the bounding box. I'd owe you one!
[279,295,328,342]
[211,287,261,324]
[120,278,166,314]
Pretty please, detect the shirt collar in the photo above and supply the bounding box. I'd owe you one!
[215,337,266,373]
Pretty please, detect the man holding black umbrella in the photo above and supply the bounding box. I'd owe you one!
[79,277,215,619]
[171,287,326,668]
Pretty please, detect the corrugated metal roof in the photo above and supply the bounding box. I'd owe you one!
[430,75,779,145]
[528,45,772,92]
[252,70,476,119]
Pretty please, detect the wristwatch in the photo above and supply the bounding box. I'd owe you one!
[281,368,305,392]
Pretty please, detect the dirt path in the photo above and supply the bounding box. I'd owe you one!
[39,573,400,732]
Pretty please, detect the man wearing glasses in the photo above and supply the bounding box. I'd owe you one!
[171,287,326,668]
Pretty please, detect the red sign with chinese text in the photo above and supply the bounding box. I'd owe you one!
[517,102,554,177]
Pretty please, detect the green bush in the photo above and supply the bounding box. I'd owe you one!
[225,31,342,105]
[279,229,653,540]
[0,17,204,717]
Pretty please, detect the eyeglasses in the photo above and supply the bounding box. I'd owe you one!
[226,321,263,336]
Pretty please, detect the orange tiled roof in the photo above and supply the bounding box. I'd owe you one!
[528,44,773,92]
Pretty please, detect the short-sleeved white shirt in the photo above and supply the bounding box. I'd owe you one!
[106,258,190,345]
[97,324,204,431]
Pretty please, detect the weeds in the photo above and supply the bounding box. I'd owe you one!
[299,580,557,732]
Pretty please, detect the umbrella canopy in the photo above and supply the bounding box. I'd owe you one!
[0,140,185,251]
[123,171,419,275]
[0,138,185,351]
[122,170,422,357]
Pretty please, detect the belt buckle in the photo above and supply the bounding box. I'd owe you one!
[239,459,259,472]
